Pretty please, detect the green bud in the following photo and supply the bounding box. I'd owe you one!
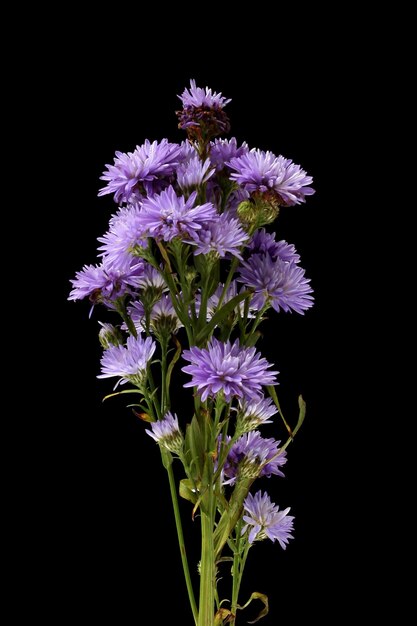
[237,191,281,230]
[98,322,123,349]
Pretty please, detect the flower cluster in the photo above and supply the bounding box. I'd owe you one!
[70,79,315,625]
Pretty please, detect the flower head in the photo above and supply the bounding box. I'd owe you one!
[136,264,168,308]
[238,254,314,314]
[210,138,248,171]
[146,412,183,454]
[177,156,215,192]
[178,79,231,109]
[249,228,301,264]
[139,185,217,242]
[68,259,144,305]
[182,337,278,402]
[190,212,248,259]
[228,149,315,206]
[236,397,278,434]
[242,491,294,547]
[99,139,181,204]
[223,431,287,484]
[98,322,124,349]
[177,80,231,139]
[98,204,148,271]
[98,334,155,386]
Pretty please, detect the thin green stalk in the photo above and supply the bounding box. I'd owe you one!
[160,337,169,414]
[146,365,161,420]
[116,299,137,338]
[166,460,198,625]
[217,257,239,311]
[199,505,215,626]
[230,540,250,625]
[243,304,268,344]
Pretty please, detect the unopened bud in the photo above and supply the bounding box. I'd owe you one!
[98,322,123,349]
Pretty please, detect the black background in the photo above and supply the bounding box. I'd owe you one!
[32,34,367,624]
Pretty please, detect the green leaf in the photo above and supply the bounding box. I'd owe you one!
[184,416,205,480]
[237,591,269,624]
[102,388,143,402]
[166,336,182,391]
[195,290,252,345]
[266,385,292,436]
[293,394,306,437]
[179,479,198,504]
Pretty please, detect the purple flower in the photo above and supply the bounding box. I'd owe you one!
[190,212,248,259]
[236,397,278,433]
[178,79,231,109]
[242,491,294,547]
[137,264,167,292]
[125,295,181,336]
[68,259,144,304]
[210,138,249,171]
[228,149,315,206]
[249,228,301,263]
[223,431,287,483]
[238,254,314,314]
[98,139,182,204]
[182,337,278,402]
[177,80,231,137]
[177,156,214,191]
[146,412,183,453]
[139,185,217,242]
[98,334,156,386]
[98,205,148,271]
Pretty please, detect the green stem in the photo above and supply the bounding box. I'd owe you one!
[160,337,169,414]
[230,541,250,625]
[199,505,215,626]
[116,299,137,338]
[217,257,239,311]
[166,459,198,625]
[231,524,242,617]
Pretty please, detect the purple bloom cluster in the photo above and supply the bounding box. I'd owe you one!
[190,212,248,259]
[182,338,278,402]
[239,253,314,314]
[228,148,314,206]
[222,431,287,484]
[243,491,294,547]
[210,138,248,171]
[98,334,155,385]
[99,139,181,204]
[236,397,278,433]
[70,80,316,591]
[248,228,301,263]
[68,259,144,306]
[147,412,183,453]
[139,186,217,242]
[178,80,231,110]
[177,80,231,137]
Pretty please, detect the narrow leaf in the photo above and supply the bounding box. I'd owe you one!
[293,394,306,437]
[179,479,198,504]
[237,592,269,624]
[166,335,182,391]
[102,388,143,402]
[195,290,252,344]
[266,385,293,436]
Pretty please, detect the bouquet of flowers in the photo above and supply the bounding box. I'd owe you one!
[69,80,314,626]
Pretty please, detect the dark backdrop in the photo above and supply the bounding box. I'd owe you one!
[39,52,358,624]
